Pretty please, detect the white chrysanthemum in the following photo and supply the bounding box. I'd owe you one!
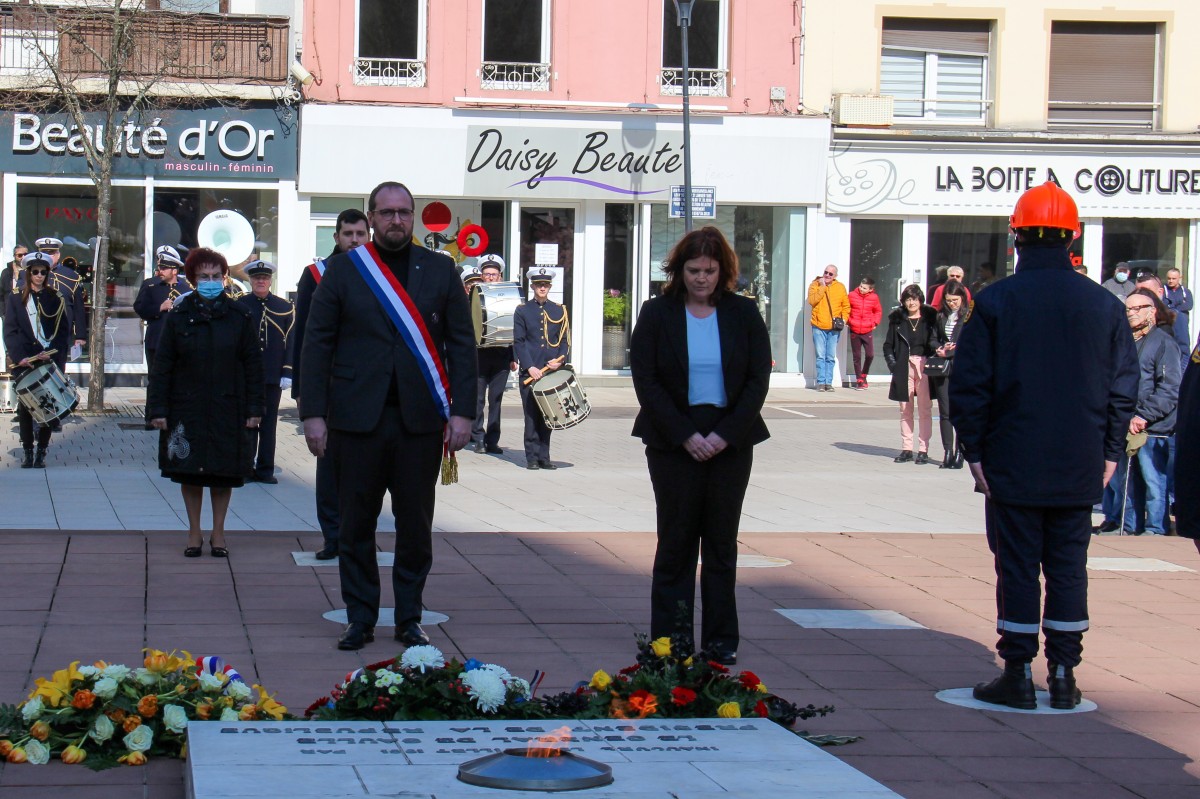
[77,665,99,677]
[400,645,445,673]
[163,704,189,733]
[134,668,158,686]
[507,677,532,699]
[93,677,119,699]
[478,663,512,682]
[461,669,507,713]
[226,681,252,701]
[24,739,50,765]
[198,672,225,692]
[20,697,45,722]
[89,714,114,743]
[219,707,240,721]
[100,664,131,681]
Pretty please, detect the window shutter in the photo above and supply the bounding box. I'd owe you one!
[1049,22,1158,127]
[882,18,990,56]
[881,50,925,117]
[936,55,985,119]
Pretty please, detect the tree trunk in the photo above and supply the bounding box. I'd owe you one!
[87,180,111,412]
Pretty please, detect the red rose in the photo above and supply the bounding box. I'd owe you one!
[755,700,769,718]
[671,687,697,706]
[739,671,761,690]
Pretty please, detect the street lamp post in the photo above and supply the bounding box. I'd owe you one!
[672,0,695,232]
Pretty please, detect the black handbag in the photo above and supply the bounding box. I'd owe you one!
[825,293,845,331]
[924,355,952,377]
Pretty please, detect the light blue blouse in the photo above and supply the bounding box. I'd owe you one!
[687,309,727,407]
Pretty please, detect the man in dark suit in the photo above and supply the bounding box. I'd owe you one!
[240,260,294,484]
[514,267,570,469]
[300,181,476,651]
[293,209,370,560]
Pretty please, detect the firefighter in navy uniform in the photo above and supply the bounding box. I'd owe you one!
[514,267,570,470]
[239,260,294,484]
[133,245,192,370]
[950,182,1139,710]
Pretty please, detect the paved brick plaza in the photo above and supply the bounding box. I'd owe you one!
[1,386,1198,798]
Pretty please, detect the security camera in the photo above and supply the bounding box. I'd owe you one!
[290,60,314,87]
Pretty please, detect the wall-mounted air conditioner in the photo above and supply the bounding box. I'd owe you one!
[831,94,894,126]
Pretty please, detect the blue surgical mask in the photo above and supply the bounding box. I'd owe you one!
[1115,272,1129,284]
[196,279,224,299]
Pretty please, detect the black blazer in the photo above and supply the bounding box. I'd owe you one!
[299,243,477,435]
[629,292,771,451]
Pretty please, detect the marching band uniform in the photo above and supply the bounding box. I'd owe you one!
[239,260,294,484]
[35,237,87,343]
[4,252,71,468]
[514,267,570,469]
[133,245,192,369]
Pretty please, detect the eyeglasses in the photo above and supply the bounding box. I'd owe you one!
[1125,304,1153,314]
[373,208,414,221]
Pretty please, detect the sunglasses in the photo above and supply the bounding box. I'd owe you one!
[27,268,49,276]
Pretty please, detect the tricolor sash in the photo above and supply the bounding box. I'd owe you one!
[347,243,451,421]
[307,259,326,284]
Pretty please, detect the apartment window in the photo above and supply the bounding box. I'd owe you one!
[354,0,426,87]
[660,0,727,97]
[881,18,990,122]
[1049,22,1159,129]
[481,0,550,91]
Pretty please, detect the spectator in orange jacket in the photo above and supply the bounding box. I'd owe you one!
[847,277,883,390]
[807,265,851,391]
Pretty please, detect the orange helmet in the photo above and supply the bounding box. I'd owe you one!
[1010,181,1080,239]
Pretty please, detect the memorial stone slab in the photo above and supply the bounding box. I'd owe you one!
[186,719,899,798]
[775,609,926,630]
[322,608,450,627]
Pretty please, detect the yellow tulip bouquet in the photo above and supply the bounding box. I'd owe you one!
[0,649,287,770]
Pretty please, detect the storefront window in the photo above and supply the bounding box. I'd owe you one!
[926,216,1012,298]
[650,204,802,373]
[1101,218,1188,283]
[16,182,146,366]
[602,204,634,369]
[153,187,280,288]
[412,199,507,274]
[849,219,903,376]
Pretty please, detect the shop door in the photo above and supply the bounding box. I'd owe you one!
[849,219,903,376]
[518,206,576,309]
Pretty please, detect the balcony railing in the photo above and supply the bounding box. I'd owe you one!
[659,67,727,97]
[480,61,550,91]
[0,7,290,85]
[1047,100,1159,130]
[354,57,426,88]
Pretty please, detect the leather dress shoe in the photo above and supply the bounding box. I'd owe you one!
[1047,663,1082,709]
[893,450,913,463]
[314,544,338,560]
[711,648,738,666]
[538,460,557,470]
[395,622,430,647]
[485,444,503,454]
[256,474,279,485]
[914,452,930,465]
[1095,519,1119,534]
[337,622,374,651]
[526,461,540,470]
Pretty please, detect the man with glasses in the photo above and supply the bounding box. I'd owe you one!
[951,182,1138,711]
[0,244,28,306]
[300,181,476,652]
[807,264,850,391]
[471,254,516,454]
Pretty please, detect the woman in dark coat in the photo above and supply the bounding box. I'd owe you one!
[148,248,264,558]
[3,252,72,468]
[929,280,970,468]
[883,284,942,464]
[629,226,772,666]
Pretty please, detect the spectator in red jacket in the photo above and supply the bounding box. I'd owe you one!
[930,265,973,309]
[848,276,883,389]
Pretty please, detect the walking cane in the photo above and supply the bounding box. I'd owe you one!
[1119,430,1149,536]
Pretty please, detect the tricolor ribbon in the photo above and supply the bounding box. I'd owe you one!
[307,259,326,284]
[347,243,451,421]
[345,668,365,686]
[196,656,244,685]
[527,670,546,698]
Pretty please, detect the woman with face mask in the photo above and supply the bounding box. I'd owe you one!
[147,248,264,558]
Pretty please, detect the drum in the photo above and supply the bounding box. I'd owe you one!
[530,366,590,430]
[470,282,521,348]
[14,362,78,424]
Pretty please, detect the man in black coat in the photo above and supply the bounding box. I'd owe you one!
[292,208,370,560]
[0,243,28,307]
[950,182,1139,710]
[514,267,571,469]
[239,260,294,484]
[133,245,192,370]
[300,182,476,652]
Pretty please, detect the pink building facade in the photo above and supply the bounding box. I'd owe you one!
[295,0,829,378]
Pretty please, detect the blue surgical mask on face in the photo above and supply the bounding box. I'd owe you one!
[196,279,224,299]
[1115,272,1129,283]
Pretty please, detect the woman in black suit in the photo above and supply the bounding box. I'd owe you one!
[3,252,71,468]
[629,226,771,666]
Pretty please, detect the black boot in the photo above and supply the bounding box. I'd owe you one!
[1047,663,1081,709]
[939,450,955,469]
[973,660,1036,709]
[21,447,33,469]
[33,446,46,468]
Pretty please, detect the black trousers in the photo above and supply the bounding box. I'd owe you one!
[329,410,442,628]
[315,454,340,547]
[930,375,955,455]
[473,363,509,447]
[13,367,52,449]
[519,381,551,463]
[646,424,754,652]
[252,385,282,479]
[849,331,874,378]
[984,499,1091,667]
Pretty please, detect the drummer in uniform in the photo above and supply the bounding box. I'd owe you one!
[462,265,484,295]
[471,254,517,455]
[239,259,294,484]
[35,237,87,352]
[514,266,570,470]
[133,245,192,370]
